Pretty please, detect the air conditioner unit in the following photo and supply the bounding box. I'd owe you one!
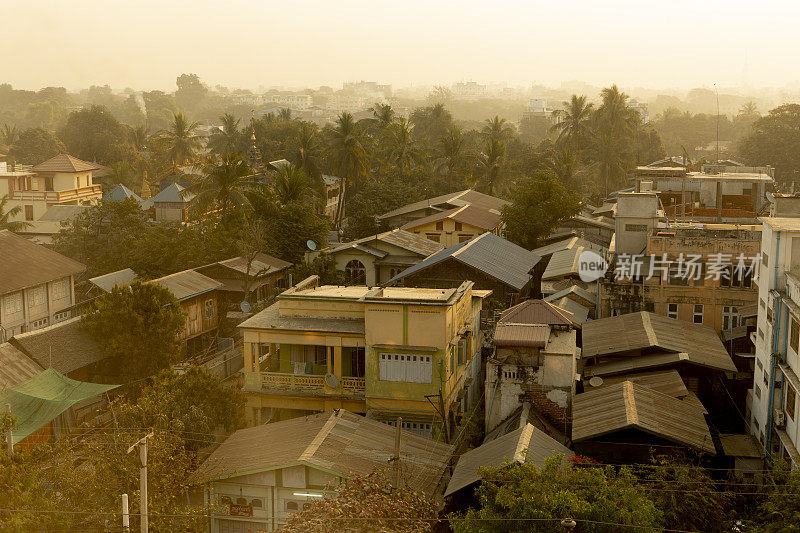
[774,409,786,429]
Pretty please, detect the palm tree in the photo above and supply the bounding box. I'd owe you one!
[371,103,395,129]
[410,103,453,145]
[327,112,368,229]
[590,130,629,195]
[0,194,28,231]
[0,124,20,151]
[291,122,321,181]
[550,95,594,149]
[131,124,149,151]
[191,153,260,221]
[159,112,202,166]
[481,116,514,145]
[271,165,313,206]
[435,125,469,190]
[475,138,505,196]
[208,113,242,156]
[546,148,583,187]
[380,118,425,174]
[595,85,637,138]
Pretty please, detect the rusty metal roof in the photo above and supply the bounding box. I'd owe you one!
[493,323,551,348]
[0,342,42,390]
[328,229,444,257]
[148,269,223,301]
[582,312,736,373]
[572,381,715,454]
[378,189,510,221]
[0,230,86,294]
[191,410,453,495]
[31,153,99,173]
[498,299,574,326]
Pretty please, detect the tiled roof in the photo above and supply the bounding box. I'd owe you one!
[498,299,574,326]
[150,183,194,204]
[191,410,453,495]
[384,233,540,291]
[400,205,502,232]
[0,230,85,295]
[31,154,100,173]
[9,318,107,375]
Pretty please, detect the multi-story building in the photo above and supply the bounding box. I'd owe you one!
[267,94,313,110]
[748,194,800,465]
[602,192,761,336]
[452,81,487,99]
[632,163,774,224]
[238,276,490,438]
[0,154,102,223]
[1,230,85,340]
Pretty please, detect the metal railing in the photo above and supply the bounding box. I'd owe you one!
[253,372,366,393]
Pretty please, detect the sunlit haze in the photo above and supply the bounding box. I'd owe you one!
[6,0,799,92]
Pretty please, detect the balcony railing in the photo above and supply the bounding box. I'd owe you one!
[11,185,102,203]
[248,372,366,394]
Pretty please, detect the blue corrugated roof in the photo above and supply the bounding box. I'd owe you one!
[383,233,540,291]
[103,184,143,203]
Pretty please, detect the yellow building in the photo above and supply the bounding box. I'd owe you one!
[400,204,502,247]
[239,276,490,438]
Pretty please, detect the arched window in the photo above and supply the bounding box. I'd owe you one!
[344,260,366,285]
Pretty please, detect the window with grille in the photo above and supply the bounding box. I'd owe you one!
[787,384,797,421]
[693,304,704,324]
[667,303,678,319]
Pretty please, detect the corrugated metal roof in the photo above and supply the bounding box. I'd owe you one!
[444,423,572,496]
[550,297,589,325]
[103,184,143,203]
[400,205,502,232]
[31,153,99,173]
[493,323,551,348]
[149,269,223,301]
[150,183,194,204]
[543,285,596,307]
[498,299,574,326]
[0,342,42,390]
[328,229,444,257]
[88,268,137,293]
[572,381,715,454]
[582,312,736,372]
[384,233,540,291]
[215,253,292,276]
[378,189,509,221]
[0,230,86,295]
[0,368,118,444]
[10,318,107,375]
[192,410,452,495]
[591,370,689,398]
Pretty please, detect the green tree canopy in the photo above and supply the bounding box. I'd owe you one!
[59,104,136,164]
[83,280,186,381]
[501,171,582,250]
[739,103,800,184]
[9,127,66,164]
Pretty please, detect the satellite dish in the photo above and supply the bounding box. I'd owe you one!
[324,373,339,389]
[588,376,604,387]
[239,301,252,313]
[306,240,317,251]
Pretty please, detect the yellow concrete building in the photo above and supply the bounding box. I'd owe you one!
[400,204,502,247]
[239,276,490,438]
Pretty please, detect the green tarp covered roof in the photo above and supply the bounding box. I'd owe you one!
[0,368,119,444]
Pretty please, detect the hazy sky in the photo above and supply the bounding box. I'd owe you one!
[5,0,798,92]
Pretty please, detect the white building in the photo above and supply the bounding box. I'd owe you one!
[267,94,313,110]
[0,230,85,340]
[749,194,800,467]
[628,98,649,124]
[0,154,102,223]
[452,81,487,100]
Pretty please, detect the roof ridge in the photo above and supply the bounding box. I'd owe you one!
[622,381,638,425]
[299,410,342,462]
[451,232,486,257]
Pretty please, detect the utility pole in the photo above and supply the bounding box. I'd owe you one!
[393,417,402,489]
[127,431,153,533]
[4,403,12,457]
[122,493,130,532]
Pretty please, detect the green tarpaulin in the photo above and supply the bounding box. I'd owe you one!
[0,368,119,444]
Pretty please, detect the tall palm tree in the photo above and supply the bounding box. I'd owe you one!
[160,112,202,166]
[371,103,395,129]
[435,125,469,190]
[208,113,242,156]
[475,138,505,196]
[270,165,313,206]
[0,124,20,151]
[291,122,321,181]
[191,153,260,221]
[410,103,453,145]
[0,194,28,231]
[590,130,629,195]
[327,112,368,229]
[481,116,514,145]
[596,85,637,138]
[380,118,425,174]
[550,95,594,149]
